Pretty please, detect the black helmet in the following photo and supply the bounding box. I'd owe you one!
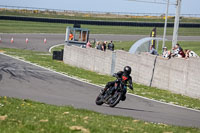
[124,66,131,75]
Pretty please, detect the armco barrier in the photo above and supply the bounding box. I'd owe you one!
[1,15,200,28]
[63,45,200,98]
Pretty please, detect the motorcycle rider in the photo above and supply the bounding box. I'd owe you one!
[101,66,133,101]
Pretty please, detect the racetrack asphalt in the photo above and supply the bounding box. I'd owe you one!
[0,53,200,128]
[0,33,200,52]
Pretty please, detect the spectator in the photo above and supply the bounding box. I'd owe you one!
[102,41,107,51]
[162,47,171,59]
[108,41,115,51]
[150,44,158,55]
[171,43,185,58]
[69,32,73,40]
[80,45,86,48]
[86,41,92,48]
[184,49,199,59]
[96,41,102,50]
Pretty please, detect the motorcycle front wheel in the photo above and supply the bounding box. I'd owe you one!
[108,91,122,107]
[95,94,104,105]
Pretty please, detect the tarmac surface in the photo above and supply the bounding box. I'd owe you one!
[0,33,200,52]
[0,53,200,128]
[1,33,200,128]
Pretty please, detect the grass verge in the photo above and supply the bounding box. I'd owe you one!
[0,97,200,133]
[1,20,200,36]
[0,47,200,111]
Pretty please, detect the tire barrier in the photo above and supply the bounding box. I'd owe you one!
[52,49,63,61]
[0,15,200,28]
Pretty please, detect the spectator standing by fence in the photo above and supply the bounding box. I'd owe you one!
[96,41,102,50]
[171,43,185,58]
[102,41,107,51]
[150,44,158,55]
[162,47,171,59]
[108,41,114,51]
[184,49,199,59]
[86,41,92,48]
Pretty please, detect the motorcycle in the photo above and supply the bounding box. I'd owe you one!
[95,77,126,107]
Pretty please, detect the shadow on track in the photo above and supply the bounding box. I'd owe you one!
[102,105,155,113]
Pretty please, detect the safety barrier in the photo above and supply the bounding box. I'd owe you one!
[63,45,200,98]
[1,15,200,28]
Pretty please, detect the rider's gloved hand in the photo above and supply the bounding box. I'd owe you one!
[129,85,133,91]
[112,73,117,77]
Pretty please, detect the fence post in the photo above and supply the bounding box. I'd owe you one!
[149,55,158,87]
[110,51,116,75]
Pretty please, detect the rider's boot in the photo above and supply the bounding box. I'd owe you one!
[100,88,107,95]
[121,94,126,101]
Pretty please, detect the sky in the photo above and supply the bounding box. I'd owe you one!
[0,0,200,16]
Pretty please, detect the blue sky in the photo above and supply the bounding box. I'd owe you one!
[0,0,200,15]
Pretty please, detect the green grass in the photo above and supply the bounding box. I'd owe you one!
[1,47,200,111]
[133,84,200,109]
[0,20,71,33]
[50,45,65,54]
[114,41,135,51]
[1,20,200,36]
[1,97,200,133]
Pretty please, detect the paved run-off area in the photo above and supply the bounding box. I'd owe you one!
[0,33,200,52]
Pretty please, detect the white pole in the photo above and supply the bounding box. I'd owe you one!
[162,0,170,50]
[172,0,182,48]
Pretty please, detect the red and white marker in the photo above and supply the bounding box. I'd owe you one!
[25,38,29,44]
[44,38,47,44]
[11,37,14,43]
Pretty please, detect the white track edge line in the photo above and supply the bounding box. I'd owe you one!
[1,52,200,113]
[48,44,65,53]
[127,93,200,112]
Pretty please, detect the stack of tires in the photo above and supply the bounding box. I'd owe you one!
[52,49,63,61]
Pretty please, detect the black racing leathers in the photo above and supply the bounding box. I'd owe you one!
[104,71,133,100]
